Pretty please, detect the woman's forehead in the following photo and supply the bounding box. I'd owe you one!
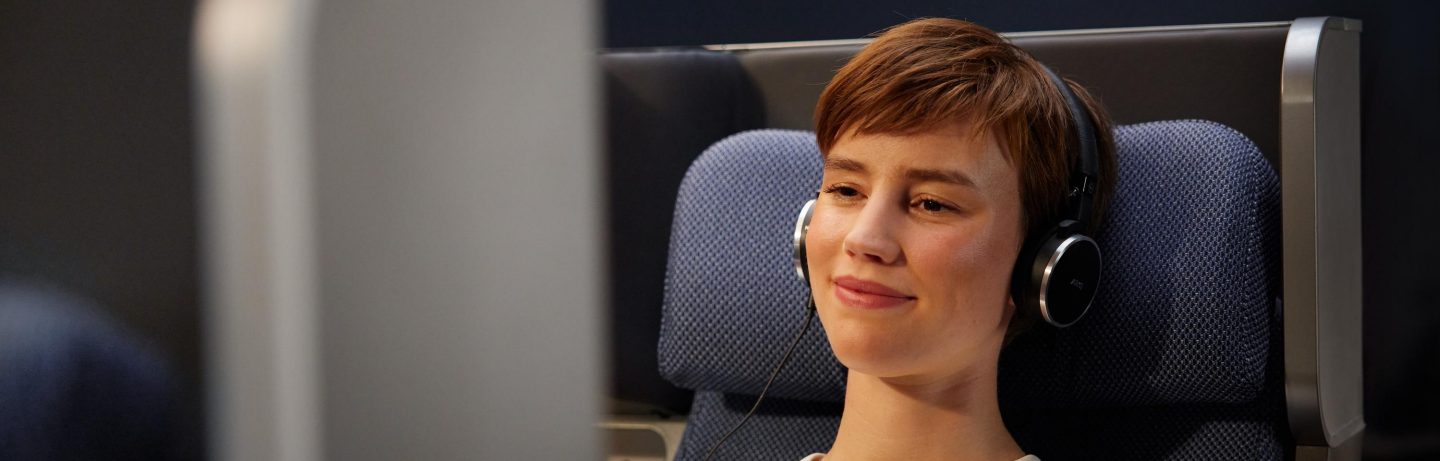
[825,124,1016,191]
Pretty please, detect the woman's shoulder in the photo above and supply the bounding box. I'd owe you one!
[800,454,1040,461]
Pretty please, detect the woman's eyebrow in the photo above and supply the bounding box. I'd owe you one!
[823,157,866,173]
[825,157,977,189]
[905,168,977,189]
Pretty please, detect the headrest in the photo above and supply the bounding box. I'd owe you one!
[659,121,1280,408]
[658,129,839,402]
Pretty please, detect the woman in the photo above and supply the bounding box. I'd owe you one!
[798,18,1117,460]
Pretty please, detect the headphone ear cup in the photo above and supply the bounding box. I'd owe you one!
[793,199,818,312]
[792,199,817,284]
[1013,221,1102,328]
[1010,228,1052,321]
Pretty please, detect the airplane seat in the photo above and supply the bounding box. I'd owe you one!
[604,17,1362,461]
[602,49,766,417]
[657,129,836,460]
[658,123,1285,460]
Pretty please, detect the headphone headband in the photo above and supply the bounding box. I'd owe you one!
[1040,65,1099,227]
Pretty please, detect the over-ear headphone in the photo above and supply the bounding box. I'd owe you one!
[791,64,1101,328]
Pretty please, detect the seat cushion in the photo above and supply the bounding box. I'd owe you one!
[673,389,1286,461]
[672,390,840,461]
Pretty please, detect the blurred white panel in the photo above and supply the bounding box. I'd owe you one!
[311,1,602,461]
[195,1,320,460]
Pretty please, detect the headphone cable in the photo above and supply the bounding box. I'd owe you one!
[700,300,817,461]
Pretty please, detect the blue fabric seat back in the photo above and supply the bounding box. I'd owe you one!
[659,121,1285,460]
[658,129,837,404]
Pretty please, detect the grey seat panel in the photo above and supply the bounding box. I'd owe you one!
[1016,26,1287,167]
[733,25,1287,167]
[734,46,858,131]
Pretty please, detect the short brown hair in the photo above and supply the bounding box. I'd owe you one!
[817,17,1117,237]
[814,18,1118,340]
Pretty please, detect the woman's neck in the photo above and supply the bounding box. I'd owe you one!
[822,358,1025,461]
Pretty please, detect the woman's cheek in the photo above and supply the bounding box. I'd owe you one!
[804,208,843,288]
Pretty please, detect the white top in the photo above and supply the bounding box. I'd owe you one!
[800,455,1039,461]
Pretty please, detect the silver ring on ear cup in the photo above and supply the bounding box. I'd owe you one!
[792,199,817,281]
[1034,233,1102,327]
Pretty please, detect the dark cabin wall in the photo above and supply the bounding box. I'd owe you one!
[606,1,1440,459]
[0,0,203,453]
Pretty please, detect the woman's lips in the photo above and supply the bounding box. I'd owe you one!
[833,276,915,309]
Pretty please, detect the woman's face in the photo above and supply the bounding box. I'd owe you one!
[807,121,1024,385]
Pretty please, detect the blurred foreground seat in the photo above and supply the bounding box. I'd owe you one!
[0,281,187,460]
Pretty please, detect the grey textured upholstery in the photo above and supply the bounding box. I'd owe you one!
[658,129,836,403]
[659,121,1286,460]
[999,120,1282,409]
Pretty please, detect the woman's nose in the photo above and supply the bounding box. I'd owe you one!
[842,200,902,265]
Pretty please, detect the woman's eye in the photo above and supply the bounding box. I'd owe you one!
[823,185,860,198]
[916,198,951,213]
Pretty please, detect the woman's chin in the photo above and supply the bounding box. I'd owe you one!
[818,300,935,376]
[827,329,923,377]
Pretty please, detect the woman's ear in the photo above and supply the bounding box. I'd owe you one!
[1002,294,1033,347]
[1003,294,1019,324]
